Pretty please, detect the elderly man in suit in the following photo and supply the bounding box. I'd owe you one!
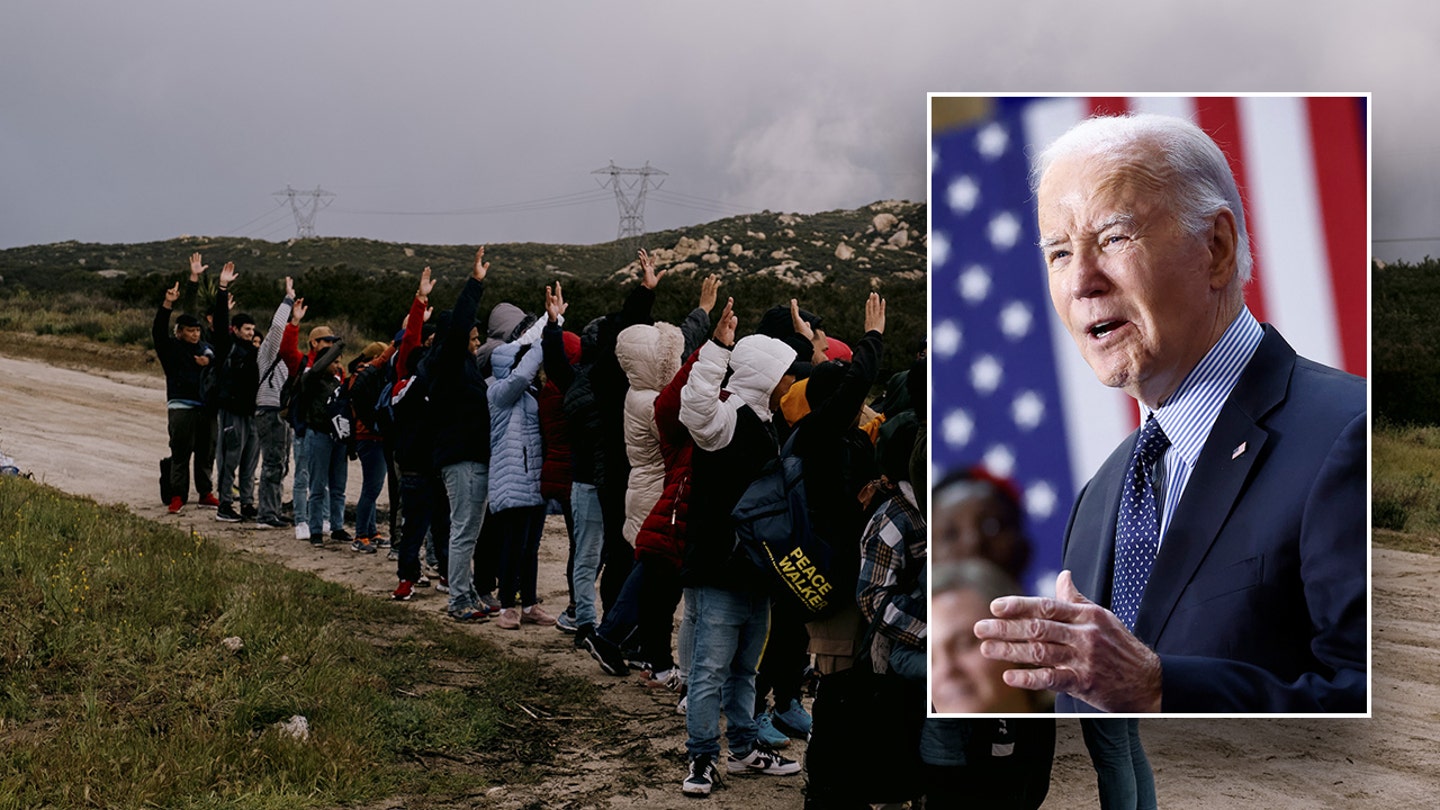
[973,113,1366,715]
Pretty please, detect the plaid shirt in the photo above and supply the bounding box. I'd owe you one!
[857,481,927,649]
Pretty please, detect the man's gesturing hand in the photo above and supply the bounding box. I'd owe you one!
[972,570,1163,712]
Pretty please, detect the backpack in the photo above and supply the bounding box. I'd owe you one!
[281,355,310,429]
[730,431,847,619]
[347,361,387,434]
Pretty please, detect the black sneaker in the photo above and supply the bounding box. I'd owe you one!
[555,607,579,634]
[583,632,630,677]
[331,528,353,543]
[682,754,721,796]
[255,515,289,529]
[240,504,258,521]
[726,744,800,776]
[214,506,242,523]
[574,623,594,650]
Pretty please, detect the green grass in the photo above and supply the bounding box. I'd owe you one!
[1372,421,1440,547]
[0,476,604,809]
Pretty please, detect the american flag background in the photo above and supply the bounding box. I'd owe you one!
[929,95,1369,597]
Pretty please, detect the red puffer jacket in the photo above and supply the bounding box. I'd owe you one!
[539,329,582,502]
[634,346,700,570]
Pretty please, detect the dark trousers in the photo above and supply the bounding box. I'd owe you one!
[167,406,215,499]
[1080,718,1155,810]
[757,594,810,712]
[493,504,546,609]
[397,470,447,583]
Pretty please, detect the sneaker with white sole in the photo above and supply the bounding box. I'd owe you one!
[434,577,449,594]
[726,745,800,776]
[554,607,578,634]
[496,607,521,630]
[478,592,501,612]
[583,633,629,677]
[682,754,721,796]
[295,523,311,542]
[392,580,415,601]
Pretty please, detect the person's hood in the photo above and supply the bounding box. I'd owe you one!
[487,302,528,340]
[491,341,521,380]
[476,303,531,371]
[726,334,796,413]
[615,322,684,393]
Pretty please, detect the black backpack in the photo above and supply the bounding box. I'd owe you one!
[281,355,309,429]
[348,361,387,434]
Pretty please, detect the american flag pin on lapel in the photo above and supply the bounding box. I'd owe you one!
[1232,442,1247,459]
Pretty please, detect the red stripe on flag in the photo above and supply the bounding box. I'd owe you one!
[1088,97,1129,117]
[1305,97,1368,377]
[1194,97,1270,325]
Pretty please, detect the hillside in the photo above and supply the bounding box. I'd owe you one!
[0,202,927,370]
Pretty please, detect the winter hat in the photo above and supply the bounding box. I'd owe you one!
[727,334,796,412]
[175,313,201,329]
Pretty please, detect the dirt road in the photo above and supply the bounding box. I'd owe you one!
[1,351,1435,808]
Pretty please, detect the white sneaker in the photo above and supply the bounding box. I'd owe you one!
[726,746,800,776]
[295,524,311,541]
[322,520,332,534]
[682,754,721,796]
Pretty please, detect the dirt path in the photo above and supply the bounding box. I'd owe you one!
[1,351,1435,808]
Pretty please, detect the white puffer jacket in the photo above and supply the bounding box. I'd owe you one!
[614,322,684,542]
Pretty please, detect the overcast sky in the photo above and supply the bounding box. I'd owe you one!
[2,0,1435,262]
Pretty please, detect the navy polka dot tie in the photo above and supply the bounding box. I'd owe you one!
[1111,416,1170,631]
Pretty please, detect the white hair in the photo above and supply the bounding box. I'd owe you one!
[1030,113,1253,284]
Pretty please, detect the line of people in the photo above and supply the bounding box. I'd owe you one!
[153,248,1136,807]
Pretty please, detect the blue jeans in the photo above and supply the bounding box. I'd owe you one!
[292,426,310,528]
[570,482,604,627]
[304,431,347,536]
[354,440,387,538]
[1081,718,1156,810]
[441,461,488,615]
[678,591,697,686]
[684,586,769,760]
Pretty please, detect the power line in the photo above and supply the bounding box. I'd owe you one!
[1374,236,1440,244]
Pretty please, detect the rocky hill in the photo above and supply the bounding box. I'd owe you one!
[0,201,927,373]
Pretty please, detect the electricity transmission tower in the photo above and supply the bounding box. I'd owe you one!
[593,161,666,257]
[272,185,335,239]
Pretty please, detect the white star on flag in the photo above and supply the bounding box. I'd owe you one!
[976,122,1009,159]
[947,175,980,215]
[999,300,1033,340]
[983,444,1017,477]
[930,231,951,268]
[1025,481,1059,520]
[959,264,992,303]
[933,320,962,359]
[971,354,1003,395]
[988,211,1021,250]
[943,409,975,449]
[1012,390,1045,430]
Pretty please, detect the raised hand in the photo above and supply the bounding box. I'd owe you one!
[163,282,181,307]
[219,261,238,288]
[292,298,308,323]
[699,274,721,314]
[639,249,666,289]
[789,298,814,341]
[545,281,568,323]
[864,292,886,335]
[422,306,434,323]
[473,246,489,281]
[189,253,208,281]
[418,266,436,300]
[713,297,737,347]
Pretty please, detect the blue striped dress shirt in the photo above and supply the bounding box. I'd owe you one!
[1144,307,1265,545]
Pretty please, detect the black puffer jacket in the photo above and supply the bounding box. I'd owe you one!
[422,276,491,469]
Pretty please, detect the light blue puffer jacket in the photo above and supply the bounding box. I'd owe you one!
[486,339,546,511]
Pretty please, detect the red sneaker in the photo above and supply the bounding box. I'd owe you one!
[197,493,220,508]
[168,496,184,514]
[392,580,415,601]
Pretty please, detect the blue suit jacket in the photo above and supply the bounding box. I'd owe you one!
[1057,326,1367,713]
